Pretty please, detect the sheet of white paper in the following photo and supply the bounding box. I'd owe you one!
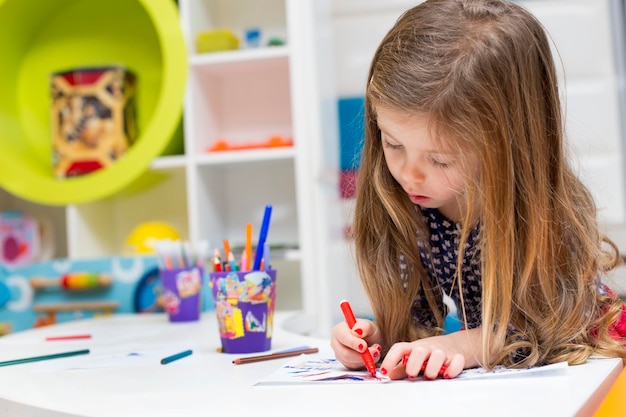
[455,361,568,380]
[255,356,568,385]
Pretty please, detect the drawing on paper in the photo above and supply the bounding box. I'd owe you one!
[256,357,568,385]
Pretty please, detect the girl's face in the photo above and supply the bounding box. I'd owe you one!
[377,107,474,222]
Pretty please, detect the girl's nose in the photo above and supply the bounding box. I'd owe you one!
[401,161,426,184]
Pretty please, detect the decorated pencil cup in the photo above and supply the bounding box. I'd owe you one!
[160,267,204,322]
[210,269,277,354]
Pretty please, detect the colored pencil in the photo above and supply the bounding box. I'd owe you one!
[263,241,271,270]
[245,223,252,271]
[232,347,319,365]
[223,239,232,262]
[228,251,237,272]
[240,249,247,273]
[161,349,193,365]
[0,349,90,367]
[213,252,222,272]
[45,334,92,341]
[253,204,273,270]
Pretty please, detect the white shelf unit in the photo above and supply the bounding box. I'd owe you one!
[0,0,341,335]
[64,0,341,322]
[176,0,340,327]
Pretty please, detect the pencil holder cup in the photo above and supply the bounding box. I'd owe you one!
[160,267,204,322]
[210,269,277,354]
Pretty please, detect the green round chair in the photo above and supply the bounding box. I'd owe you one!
[0,0,187,205]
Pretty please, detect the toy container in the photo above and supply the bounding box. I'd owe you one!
[50,66,137,177]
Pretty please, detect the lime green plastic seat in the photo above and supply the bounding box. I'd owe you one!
[0,0,187,205]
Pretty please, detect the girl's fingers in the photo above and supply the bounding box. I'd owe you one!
[442,354,465,379]
[401,349,461,380]
[379,343,412,378]
[400,347,429,378]
[421,349,446,380]
[380,344,465,380]
[370,344,383,363]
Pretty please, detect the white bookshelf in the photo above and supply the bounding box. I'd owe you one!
[0,0,341,335]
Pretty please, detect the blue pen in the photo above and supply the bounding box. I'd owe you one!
[253,204,272,270]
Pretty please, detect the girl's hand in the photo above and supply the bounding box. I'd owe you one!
[330,318,382,371]
[379,328,482,380]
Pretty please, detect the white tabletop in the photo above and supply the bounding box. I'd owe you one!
[0,311,621,417]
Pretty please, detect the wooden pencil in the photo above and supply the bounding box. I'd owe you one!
[232,347,319,365]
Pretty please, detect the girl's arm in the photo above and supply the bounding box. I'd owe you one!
[380,327,483,380]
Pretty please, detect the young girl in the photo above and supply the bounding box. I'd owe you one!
[330,0,626,380]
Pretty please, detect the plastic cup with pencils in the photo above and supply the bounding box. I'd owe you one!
[160,267,204,322]
[210,269,277,353]
[154,239,207,322]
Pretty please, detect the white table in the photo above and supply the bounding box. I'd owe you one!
[0,311,621,417]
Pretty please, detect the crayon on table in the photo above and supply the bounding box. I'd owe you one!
[0,349,90,367]
[232,347,319,365]
[339,300,377,377]
[160,349,193,365]
[45,334,92,341]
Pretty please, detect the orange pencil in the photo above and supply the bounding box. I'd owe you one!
[223,239,232,262]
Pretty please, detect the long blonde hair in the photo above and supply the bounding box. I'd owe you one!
[355,0,626,368]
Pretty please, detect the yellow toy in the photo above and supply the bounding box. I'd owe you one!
[196,29,239,53]
[123,222,181,255]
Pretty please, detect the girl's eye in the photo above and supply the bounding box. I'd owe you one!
[430,157,450,168]
[382,139,403,150]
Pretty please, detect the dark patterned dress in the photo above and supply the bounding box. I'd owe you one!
[402,207,482,332]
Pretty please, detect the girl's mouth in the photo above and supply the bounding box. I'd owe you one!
[409,194,431,205]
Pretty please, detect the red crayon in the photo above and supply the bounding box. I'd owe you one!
[213,248,222,272]
[340,300,377,377]
[46,334,92,341]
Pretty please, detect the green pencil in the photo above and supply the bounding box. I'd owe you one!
[0,349,90,367]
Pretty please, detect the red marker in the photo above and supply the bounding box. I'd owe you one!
[340,300,377,377]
